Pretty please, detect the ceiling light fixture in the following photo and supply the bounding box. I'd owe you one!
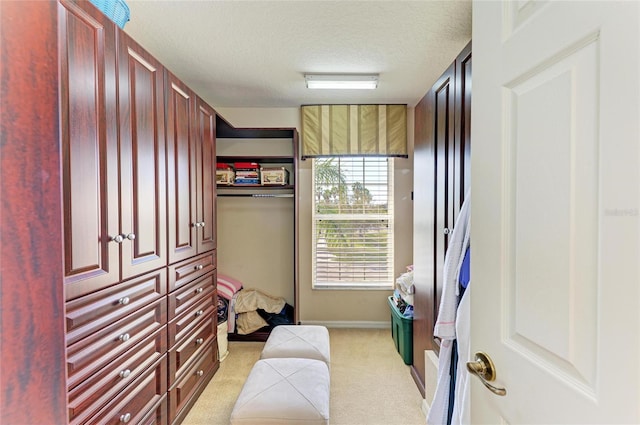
[304,74,379,90]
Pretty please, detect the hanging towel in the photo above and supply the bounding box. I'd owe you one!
[451,284,471,425]
[427,192,470,425]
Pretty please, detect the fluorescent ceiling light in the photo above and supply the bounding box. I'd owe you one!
[304,74,378,90]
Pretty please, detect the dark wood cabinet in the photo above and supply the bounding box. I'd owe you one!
[61,6,167,301]
[195,97,217,253]
[59,0,120,301]
[118,30,168,281]
[412,41,472,396]
[12,1,220,423]
[166,74,217,264]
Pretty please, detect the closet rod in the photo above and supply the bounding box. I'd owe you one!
[217,193,294,198]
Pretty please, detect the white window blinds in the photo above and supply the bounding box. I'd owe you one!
[312,157,394,288]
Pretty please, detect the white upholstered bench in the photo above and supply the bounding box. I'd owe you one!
[260,325,331,367]
[229,357,330,425]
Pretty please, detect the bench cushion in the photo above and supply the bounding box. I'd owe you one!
[230,358,330,425]
[260,325,330,367]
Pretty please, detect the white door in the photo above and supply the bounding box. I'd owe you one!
[471,1,640,423]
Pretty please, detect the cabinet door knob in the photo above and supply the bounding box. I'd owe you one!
[118,296,130,306]
[126,233,136,240]
[118,333,130,342]
[195,310,203,317]
[443,227,453,235]
[111,234,124,244]
[195,338,204,345]
[192,222,200,228]
[196,370,204,377]
[196,287,204,294]
[199,222,205,228]
[119,413,131,423]
[119,369,131,379]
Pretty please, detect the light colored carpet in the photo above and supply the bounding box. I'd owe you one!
[182,328,425,425]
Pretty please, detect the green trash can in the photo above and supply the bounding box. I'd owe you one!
[388,296,413,365]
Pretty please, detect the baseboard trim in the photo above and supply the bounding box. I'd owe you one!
[421,398,430,418]
[300,320,390,329]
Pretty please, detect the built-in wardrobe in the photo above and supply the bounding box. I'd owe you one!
[2,1,220,423]
[215,117,300,341]
[412,42,472,396]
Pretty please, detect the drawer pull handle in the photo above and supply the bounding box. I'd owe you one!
[120,413,131,423]
[119,369,131,379]
[196,287,204,294]
[195,310,204,317]
[196,370,204,377]
[118,333,130,342]
[126,233,136,241]
[118,296,130,305]
[194,264,204,271]
[111,234,124,244]
[195,338,204,345]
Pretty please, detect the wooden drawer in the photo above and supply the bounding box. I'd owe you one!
[167,291,215,348]
[168,313,215,386]
[138,394,167,425]
[168,341,218,424]
[66,269,167,346]
[67,298,166,390]
[168,271,215,320]
[84,354,167,425]
[168,251,216,293]
[68,326,166,424]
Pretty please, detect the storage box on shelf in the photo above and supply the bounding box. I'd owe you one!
[260,166,289,185]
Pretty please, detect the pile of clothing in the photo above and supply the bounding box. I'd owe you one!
[217,274,293,335]
[392,266,414,318]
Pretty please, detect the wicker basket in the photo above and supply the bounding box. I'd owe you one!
[89,0,130,29]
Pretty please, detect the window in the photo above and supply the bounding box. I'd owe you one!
[312,157,394,289]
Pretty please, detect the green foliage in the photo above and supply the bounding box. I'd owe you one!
[314,158,389,264]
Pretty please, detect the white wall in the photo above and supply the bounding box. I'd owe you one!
[216,107,414,325]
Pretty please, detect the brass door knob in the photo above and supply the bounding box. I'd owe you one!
[466,351,507,396]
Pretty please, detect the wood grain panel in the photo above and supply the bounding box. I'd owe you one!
[410,92,431,397]
[66,268,167,346]
[196,97,217,253]
[0,1,67,422]
[59,0,120,301]
[83,354,167,425]
[168,341,218,424]
[167,72,198,263]
[433,62,456,352]
[118,31,167,280]
[455,42,472,213]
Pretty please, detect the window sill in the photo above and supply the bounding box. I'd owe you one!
[313,284,393,291]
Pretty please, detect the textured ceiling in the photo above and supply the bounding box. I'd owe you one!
[124,1,472,109]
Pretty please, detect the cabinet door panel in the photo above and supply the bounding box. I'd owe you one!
[59,0,119,300]
[118,31,167,280]
[196,97,216,253]
[167,72,198,263]
[454,42,472,212]
[433,62,456,341]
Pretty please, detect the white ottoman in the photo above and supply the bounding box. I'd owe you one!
[230,358,330,425]
[260,325,330,367]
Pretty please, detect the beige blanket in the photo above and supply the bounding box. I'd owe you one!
[234,289,286,335]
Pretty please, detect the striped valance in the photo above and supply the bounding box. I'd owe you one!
[301,104,408,159]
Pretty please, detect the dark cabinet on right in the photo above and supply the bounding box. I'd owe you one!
[412,41,471,397]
